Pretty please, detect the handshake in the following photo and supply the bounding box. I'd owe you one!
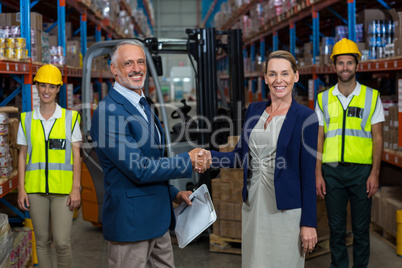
[189,148,212,174]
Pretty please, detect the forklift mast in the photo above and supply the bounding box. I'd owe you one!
[186,28,245,149]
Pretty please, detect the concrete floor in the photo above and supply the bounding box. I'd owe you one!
[69,212,402,268]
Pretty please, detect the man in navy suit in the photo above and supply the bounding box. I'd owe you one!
[90,40,206,267]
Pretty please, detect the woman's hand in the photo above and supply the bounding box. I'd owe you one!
[300,226,317,254]
[67,188,81,211]
[17,189,29,211]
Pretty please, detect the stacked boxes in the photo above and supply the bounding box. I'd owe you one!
[0,113,12,182]
[66,40,81,68]
[11,228,32,268]
[0,12,43,62]
[372,186,402,237]
[212,136,243,239]
[382,91,401,153]
[388,106,400,151]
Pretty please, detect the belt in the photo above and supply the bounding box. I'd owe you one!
[325,162,368,167]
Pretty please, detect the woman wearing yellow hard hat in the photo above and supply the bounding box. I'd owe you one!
[16,64,82,267]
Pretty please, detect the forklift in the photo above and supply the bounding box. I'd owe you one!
[80,28,245,226]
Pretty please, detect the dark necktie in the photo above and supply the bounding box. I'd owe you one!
[139,97,160,144]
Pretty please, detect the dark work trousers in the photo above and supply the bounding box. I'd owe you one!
[322,163,372,268]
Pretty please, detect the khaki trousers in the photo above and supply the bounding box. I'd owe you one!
[108,231,175,268]
[28,194,74,268]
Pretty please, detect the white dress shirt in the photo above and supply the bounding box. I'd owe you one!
[315,82,385,126]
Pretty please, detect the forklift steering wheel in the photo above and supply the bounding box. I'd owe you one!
[171,99,191,119]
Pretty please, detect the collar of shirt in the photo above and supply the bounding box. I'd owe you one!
[33,103,62,121]
[332,82,361,100]
[113,81,145,108]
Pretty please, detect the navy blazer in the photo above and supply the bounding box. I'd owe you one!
[90,88,193,242]
[211,99,318,227]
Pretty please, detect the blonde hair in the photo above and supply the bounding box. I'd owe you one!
[265,50,298,74]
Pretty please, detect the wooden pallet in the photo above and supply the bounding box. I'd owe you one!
[209,233,353,258]
[209,234,241,255]
[371,222,396,250]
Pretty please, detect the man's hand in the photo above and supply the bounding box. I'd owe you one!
[316,173,326,199]
[366,173,379,198]
[174,191,193,206]
[197,149,211,172]
[300,226,317,254]
[188,148,211,173]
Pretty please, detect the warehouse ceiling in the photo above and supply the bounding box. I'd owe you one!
[153,0,200,39]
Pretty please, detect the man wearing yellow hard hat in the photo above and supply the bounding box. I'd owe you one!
[16,64,82,267]
[315,38,384,267]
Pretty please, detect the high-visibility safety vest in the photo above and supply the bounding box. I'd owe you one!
[317,85,378,164]
[21,108,80,194]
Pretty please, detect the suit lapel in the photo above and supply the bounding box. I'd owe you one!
[245,101,268,141]
[275,99,299,178]
[109,88,163,153]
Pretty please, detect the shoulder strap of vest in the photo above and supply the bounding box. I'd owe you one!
[364,85,379,108]
[21,111,33,139]
[317,86,335,111]
[71,110,80,132]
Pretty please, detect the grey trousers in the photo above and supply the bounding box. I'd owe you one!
[108,231,175,268]
[28,194,74,268]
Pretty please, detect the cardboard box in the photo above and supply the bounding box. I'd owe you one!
[385,197,402,236]
[211,178,221,201]
[220,202,235,220]
[356,9,392,39]
[9,12,42,30]
[394,38,402,56]
[234,202,242,221]
[8,118,19,147]
[220,220,241,239]
[390,9,402,40]
[49,35,58,47]
[213,220,220,236]
[372,192,381,225]
[220,182,230,202]
[219,144,230,152]
[235,221,241,239]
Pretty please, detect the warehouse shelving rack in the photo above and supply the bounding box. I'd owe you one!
[0,0,154,110]
[0,0,154,227]
[214,0,402,167]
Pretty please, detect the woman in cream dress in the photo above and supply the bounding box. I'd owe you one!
[207,51,318,267]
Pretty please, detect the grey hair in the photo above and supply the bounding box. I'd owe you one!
[110,40,145,64]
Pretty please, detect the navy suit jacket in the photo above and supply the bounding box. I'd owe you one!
[90,88,193,242]
[211,99,318,227]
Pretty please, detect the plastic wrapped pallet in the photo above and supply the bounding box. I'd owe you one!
[11,227,32,268]
[0,213,13,268]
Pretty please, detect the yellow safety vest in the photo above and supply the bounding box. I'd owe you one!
[21,108,80,194]
[317,85,378,164]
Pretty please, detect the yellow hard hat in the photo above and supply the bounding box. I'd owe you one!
[330,38,361,61]
[33,64,63,86]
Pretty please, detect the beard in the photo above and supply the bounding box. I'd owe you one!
[337,71,355,83]
[117,70,145,90]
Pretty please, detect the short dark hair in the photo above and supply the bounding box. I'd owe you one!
[333,53,358,65]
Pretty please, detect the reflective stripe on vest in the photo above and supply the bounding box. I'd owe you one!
[21,109,79,194]
[317,85,378,164]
